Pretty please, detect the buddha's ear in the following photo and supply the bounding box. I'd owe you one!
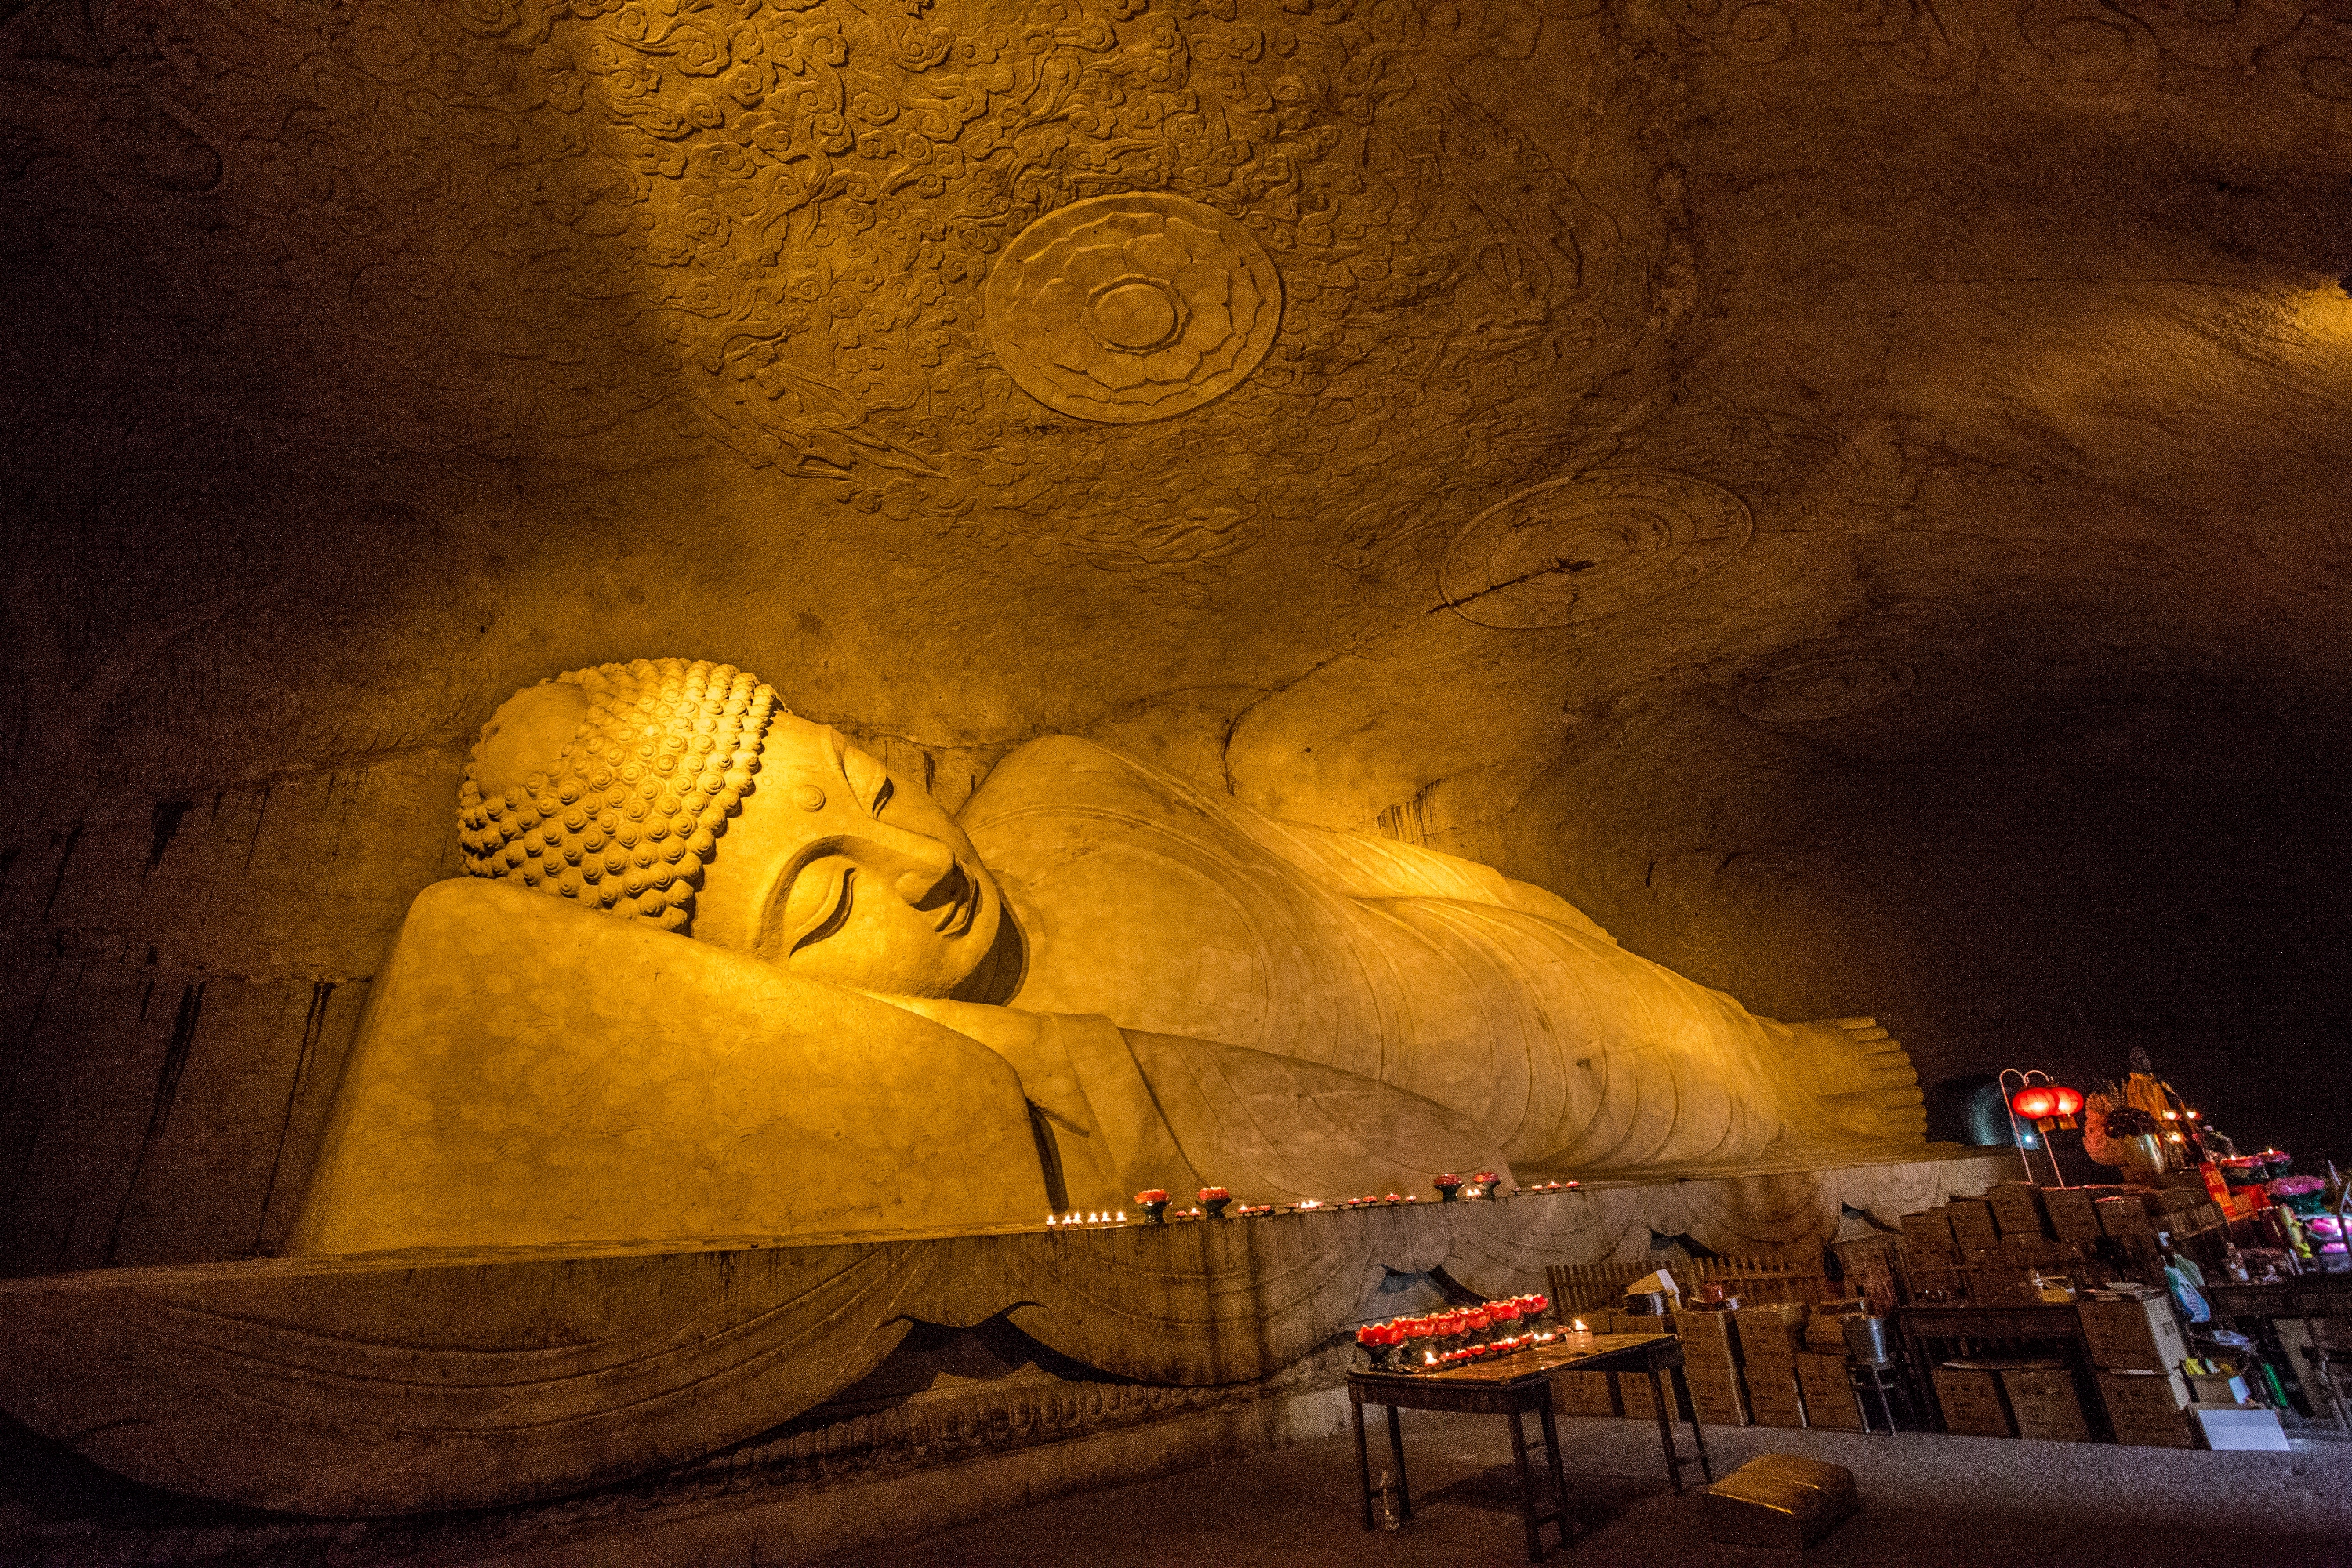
[474,682,592,797]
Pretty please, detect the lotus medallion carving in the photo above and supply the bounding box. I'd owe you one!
[985,193,1283,424]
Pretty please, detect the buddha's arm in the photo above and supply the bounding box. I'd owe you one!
[884,996,1512,1209]
[288,880,1049,1255]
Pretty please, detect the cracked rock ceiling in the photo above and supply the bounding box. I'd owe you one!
[5,0,2350,1179]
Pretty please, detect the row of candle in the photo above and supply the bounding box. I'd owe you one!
[1353,1294,1566,1372]
[1044,1178,1585,1229]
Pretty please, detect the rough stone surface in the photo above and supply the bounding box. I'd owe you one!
[3,0,2347,1269]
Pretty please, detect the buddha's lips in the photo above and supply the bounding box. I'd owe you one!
[932,864,979,936]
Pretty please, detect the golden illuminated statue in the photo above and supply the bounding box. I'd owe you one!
[289,659,1924,1256]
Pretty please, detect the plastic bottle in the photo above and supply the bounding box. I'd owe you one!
[2280,1205,2316,1263]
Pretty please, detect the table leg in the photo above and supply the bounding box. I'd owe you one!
[2307,1311,2350,1431]
[1671,1364,1715,1483]
[1539,1395,1570,1541]
[1351,1386,1374,1530]
[1649,1370,1682,1494]
[1388,1401,1412,1521]
[1508,1410,1543,1562]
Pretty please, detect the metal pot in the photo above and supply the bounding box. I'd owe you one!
[1842,1316,1890,1363]
[2119,1132,2169,1184]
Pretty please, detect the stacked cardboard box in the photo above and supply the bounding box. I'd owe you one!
[1902,1261,1971,1305]
[2096,1369,2195,1447]
[1961,1263,2042,1306]
[1683,1360,1751,1426]
[1986,1181,2051,1240]
[1744,1358,1807,1428]
[1944,1197,2001,1259]
[1931,1365,2016,1437]
[2077,1287,2196,1445]
[1555,1370,1621,1417]
[1803,1301,1866,1353]
[1619,1364,1693,1424]
[1982,1233,2082,1269]
[1901,1209,1959,1265]
[1671,1309,1749,1425]
[1795,1351,1865,1429]
[2094,1193,2157,1243]
[2078,1291,2189,1372]
[1730,1302,1809,1360]
[1734,1303,1809,1428]
[1999,1364,2090,1442]
[2185,1370,2250,1406]
[2041,1185,2113,1247]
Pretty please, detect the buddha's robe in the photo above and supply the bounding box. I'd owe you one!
[964,738,1926,1175]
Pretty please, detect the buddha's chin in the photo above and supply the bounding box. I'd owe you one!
[784,897,1000,998]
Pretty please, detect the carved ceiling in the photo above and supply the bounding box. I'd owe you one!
[5,0,2350,1154]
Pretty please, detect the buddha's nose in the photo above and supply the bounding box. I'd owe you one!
[890,842,965,911]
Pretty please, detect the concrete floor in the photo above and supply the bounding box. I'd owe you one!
[842,1415,2352,1568]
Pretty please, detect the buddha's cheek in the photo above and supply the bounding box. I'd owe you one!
[786,894,963,996]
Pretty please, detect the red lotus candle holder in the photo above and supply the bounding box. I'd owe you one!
[1354,1291,1559,1373]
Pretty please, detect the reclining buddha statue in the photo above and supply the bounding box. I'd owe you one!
[289,658,1926,1256]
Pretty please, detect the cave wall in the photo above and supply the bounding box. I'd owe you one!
[3,0,2349,1275]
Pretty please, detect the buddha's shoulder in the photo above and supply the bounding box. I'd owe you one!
[963,735,1226,830]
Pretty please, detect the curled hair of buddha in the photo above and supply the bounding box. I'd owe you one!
[456,659,781,933]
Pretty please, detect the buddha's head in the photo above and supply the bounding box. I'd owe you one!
[459,659,1003,998]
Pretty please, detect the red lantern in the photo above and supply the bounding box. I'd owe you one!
[2048,1086,2083,1118]
[2011,1086,2060,1120]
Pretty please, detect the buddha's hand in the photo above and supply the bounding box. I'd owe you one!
[1783,1017,1927,1145]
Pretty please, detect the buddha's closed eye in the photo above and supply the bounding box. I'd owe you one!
[843,746,893,817]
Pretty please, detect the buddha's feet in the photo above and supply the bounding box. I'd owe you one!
[1786,1016,1928,1145]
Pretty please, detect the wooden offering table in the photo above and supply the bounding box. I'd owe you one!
[1346,1331,1712,1562]
[2206,1272,2352,1322]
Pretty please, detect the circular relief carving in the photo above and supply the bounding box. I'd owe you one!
[985,193,1283,424]
[1438,470,1753,630]
[1738,654,1918,724]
